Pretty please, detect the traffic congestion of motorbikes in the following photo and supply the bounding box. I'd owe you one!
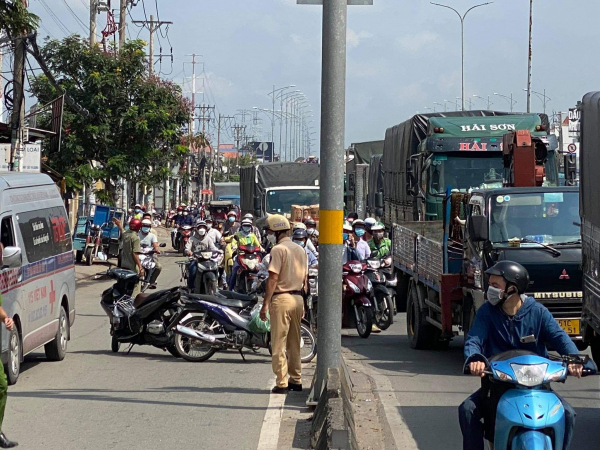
[96,201,400,366]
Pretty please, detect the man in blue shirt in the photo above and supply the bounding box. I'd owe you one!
[292,229,317,266]
[460,261,582,450]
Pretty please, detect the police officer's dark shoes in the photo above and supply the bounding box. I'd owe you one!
[0,432,18,448]
[288,382,303,392]
[271,386,289,394]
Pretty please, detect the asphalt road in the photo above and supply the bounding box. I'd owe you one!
[342,314,600,450]
[3,245,276,450]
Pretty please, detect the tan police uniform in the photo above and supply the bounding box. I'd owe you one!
[268,236,308,388]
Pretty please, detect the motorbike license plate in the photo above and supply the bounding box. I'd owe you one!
[557,319,580,335]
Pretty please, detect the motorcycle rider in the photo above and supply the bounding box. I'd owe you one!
[342,222,360,264]
[304,218,319,248]
[133,204,143,220]
[243,213,262,240]
[227,218,262,290]
[460,261,581,450]
[346,212,358,224]
[139,219,162,287]
[349,219,370,262]
[364,217,377,241]
[224,210,240,235]
[368,224,391,259]
[204,216,225,248]
[292,228,317,265]
[292,222,318,257]
[113,218,145,296]
[185,220,218,291]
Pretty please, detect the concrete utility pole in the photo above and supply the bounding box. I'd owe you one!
[10,0,27,171]
[232,125,246,174]
[0,34,4,122]
[197,104,215,202]
[526,0,533,113]
[132,15,173,76]
[90,0,97,47]
[119,0,127,50]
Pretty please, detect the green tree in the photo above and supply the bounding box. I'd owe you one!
[0,0,39,40]
[30,36,190,204]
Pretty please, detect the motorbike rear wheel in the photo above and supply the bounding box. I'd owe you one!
[374,292,393,330]
[356,306,373,339]
[85,247,94,266]
[111,335,120,353]
[175,316,217,362]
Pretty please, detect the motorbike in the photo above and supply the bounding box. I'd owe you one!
[99,267,183,356]
[342,260,373,338]
[173,290,317,363]
[83,222,104,266]
[464,350,597,449]
[233,244,262,294]
[165,210,176,228]
[305,264,319,334]
[176,250,224,295]
[173,225,193,253]
[365,254,394,330]
[139,243,167,288]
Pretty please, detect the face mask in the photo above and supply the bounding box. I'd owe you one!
[267,234,277,245]
[486,286,505,306]
[293,239,306,247]
[355,228,365,237]
[198,228,206,236]
[184,212,188,216]
[135,209,141,213]
[307,228,315,235]
[207,223,213,229]
[141,227,150,234]
[228,217,235,223]
[178,212,182,215]
[242,226,252,234]
[347,218,354,224]
[374,232,384,241]
[343,233,349,241]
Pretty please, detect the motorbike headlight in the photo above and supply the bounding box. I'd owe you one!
[367,259,381,269]
[246,259,258,270]
[366,279,373,293]
[510,363,548,387]
[346,279,361,293]
[545,368,567,383]
[349,263,362,274]
[308,268,319,277]
[493,370,514,382]
[201,252,213,259]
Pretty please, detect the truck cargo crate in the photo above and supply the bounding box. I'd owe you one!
[392,224,417,271]
[417,236,443,287]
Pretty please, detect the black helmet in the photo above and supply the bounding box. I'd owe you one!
[485,261,530,295]
[304,218,316,227]
[293,228,308,240]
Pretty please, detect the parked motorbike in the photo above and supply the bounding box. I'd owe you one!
[233,244,262,294]
[305,264,319,334]
[173,290,317,363]
[176,250,224,295]
[464,351,597,449]
[99,267,182,356]
[84,222,104,266]
[365,254,394,330]
[342,260,373,338]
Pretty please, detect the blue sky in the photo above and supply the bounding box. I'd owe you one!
[15,0,600,153]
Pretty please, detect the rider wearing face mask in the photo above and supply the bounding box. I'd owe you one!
[368,224,391,259]
[185,220,218,291]
[204,216,225,248]
[292,229,317,266]
[227,218,262,290]
[350,220,370,262]
[133,204,143,220]
[138,219,162,286]
[224,210,240,235]
[292,222,318,257]
[460,261,581,450]
[342,222,359,264]
[304,218,319,248]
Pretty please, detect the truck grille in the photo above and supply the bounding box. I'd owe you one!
[542,301,582,319]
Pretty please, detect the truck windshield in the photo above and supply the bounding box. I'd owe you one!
[266,189,320,214]
[428,155,504,194]
[490,192,580,246]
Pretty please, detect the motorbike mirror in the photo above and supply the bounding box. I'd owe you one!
[159,243,167,248]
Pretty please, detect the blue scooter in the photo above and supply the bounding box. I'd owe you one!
[465,350,597,449]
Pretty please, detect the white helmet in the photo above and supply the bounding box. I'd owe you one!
[241,218,253,226]
[293,222,307,230]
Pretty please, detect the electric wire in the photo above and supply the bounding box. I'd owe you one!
[61,0,90,33]
[37,0,72,36]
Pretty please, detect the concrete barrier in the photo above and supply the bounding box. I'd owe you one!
[309,362,358,450]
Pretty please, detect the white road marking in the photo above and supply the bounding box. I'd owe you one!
[352,361,419,450]
[257,376,286,450]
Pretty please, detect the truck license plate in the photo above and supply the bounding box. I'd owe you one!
[557,319,580,335]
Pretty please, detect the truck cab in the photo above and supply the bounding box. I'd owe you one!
[462,187,583,345]
[259,186,320,217]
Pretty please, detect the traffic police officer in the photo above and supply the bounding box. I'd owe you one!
[260,215,308,394]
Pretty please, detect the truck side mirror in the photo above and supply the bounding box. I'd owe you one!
[253,196,261,211]
[468,215,489,242]
[375,192,383,208]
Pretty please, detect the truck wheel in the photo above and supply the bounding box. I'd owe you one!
[406,280,434,349]
[591,334,600,365]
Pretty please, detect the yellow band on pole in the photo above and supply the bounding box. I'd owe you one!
[319,209,344,245]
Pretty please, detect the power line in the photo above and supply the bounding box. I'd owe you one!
[37,0,72,36]
[61,0,90,33]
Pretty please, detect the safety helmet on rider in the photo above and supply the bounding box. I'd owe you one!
[343,222,353,232]
[304,218,316,227]
[141,219,152,227]
[293,222,307,230]
[227,210,237,217]
[241,218,253,226]
[129,219,142,232]
[266,214,291,232]
[293,228,308,240]
[196,219,207,228]
[364,217,377,231]
[485,261,530,295]
[243,213,254,220]
[351,219,365,228]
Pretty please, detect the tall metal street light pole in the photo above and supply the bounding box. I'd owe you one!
[269,85,295,154]
[472,94,493,109]
[296,100,310,160]
[433,101,446,112]
[523,88,550,114]
[443,99,456,111]
[424,106,435,113]
[281,91,302,161]
[526,0,533,113]
[494,92,517,112]
[431,2,493,111]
